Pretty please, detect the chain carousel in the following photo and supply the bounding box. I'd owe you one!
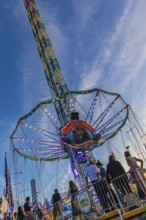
[9,1,146,219]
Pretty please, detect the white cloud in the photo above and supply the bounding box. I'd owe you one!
[109,1,146,90]
[73,0,100,30]
[79,67,103,90]
[78,0,146,105]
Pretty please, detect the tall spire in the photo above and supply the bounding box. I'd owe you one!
[24,0,72,125]
[5,152,14,211]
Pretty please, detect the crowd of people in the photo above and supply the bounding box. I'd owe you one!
[3,151,146,220]
[86,153,145,208]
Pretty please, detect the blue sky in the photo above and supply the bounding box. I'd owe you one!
[0,0,146,200]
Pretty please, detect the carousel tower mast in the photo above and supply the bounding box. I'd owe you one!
[23,0,86,188]
[24,0,72,126]
[4,152,14,211]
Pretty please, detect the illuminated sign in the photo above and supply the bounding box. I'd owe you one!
[61,120,95,134]
[61,120,100,149]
